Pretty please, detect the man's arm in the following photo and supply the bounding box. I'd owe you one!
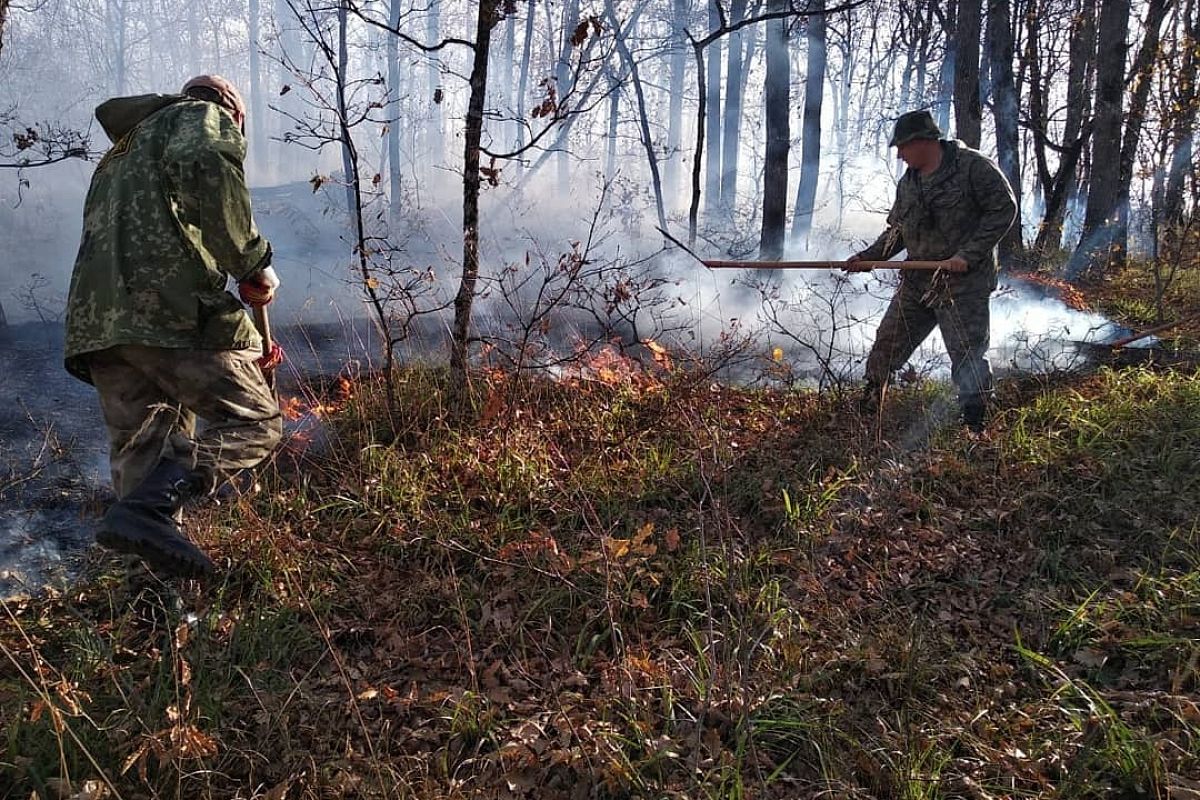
[953,156,1017,266]
[163,103,272,281]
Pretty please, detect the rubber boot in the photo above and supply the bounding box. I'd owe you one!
[961,398,988,434]
[96,459,215,578]
[858,381,886,416]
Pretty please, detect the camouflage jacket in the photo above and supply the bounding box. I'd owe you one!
[65,94,272,383]
[857,139,1016,299]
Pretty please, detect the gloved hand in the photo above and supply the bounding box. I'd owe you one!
[239,266,280,306]
[843,253,873,273]
[257,341,286,372]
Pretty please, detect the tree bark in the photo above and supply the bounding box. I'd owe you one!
[249,0,265,167]
[451,1,499,385]
[760,0,790,259]
[607,0,668,230]
[556,0,581,193]
[791,0,825,244]
[954,0,983,147]
[934,0,958,132]
[515,0,536,162]
[387,0,403,224]
[1032,0,1096,253]
[1068,0,1130,280]
[666,0,691,203]
[1113,0,1171,265]
[719,0,749,211]
[987,0,1022,262]
[704,1,725,219]
[426,3,443,170]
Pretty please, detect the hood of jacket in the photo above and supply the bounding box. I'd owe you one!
[94,94,186,143]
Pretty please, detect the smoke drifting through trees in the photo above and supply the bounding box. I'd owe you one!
[0,0,1197,369]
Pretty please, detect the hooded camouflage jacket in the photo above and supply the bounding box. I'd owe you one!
[857,139,1016,299]
[65,94,271,383]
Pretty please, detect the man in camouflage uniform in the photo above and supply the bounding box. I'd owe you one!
[849,110,1017,432]
[65,75,283,578]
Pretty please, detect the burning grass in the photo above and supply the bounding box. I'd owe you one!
[2,354,1199,798]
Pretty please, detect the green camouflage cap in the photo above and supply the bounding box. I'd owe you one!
[889,110,942,146]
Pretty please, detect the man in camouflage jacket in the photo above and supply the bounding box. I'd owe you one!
[849,110,1017,432]
[65,75,283,578]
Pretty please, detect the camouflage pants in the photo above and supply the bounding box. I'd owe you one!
[863,287,994,407]
[87,345,282,499]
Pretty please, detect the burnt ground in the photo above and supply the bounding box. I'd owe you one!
[0,318,383,600]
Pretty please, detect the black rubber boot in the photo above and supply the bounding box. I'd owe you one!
[961,399,988,434]
[96,460,215,579]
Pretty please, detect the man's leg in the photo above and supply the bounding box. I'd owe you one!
[936,291,994,431]
[96,346,282,578]
[861,288,938,411]
[87,348,181,498]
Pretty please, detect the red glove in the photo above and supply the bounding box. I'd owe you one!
[257,341,285,372]
[239,266,280,306]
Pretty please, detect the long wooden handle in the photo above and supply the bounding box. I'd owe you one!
[252,304,276,391]
[701,259,965,272]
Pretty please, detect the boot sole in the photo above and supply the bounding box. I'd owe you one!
[96,520,215,580]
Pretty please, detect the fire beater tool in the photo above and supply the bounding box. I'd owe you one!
[1072,311,1200,358]
[655,226,967,272]
[252,304,277,394]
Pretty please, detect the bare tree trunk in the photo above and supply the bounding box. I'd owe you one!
[954,0,982,147]
[791,0,825,244]
[451,1,499,385]
[1161,1,1199,245]
[665,0,691,203]
[704,0,724,218]
[607,0,667,230]
[501,8,516,149]
[1068,0,1130,280]
[760,0,790,259]
[337,3,356,217]
[1113,0,1170,265]
[387,0,403,224]
[719,0,749,211]
[1032,0,1096,253]
[987,0,1022,262]
[427,3,443,171]
[0,0,9,59]
[556,0,581,193]
[606,62,621,181]
[249,0,265,167]
[515,0,536,162]
[934,0,957,132]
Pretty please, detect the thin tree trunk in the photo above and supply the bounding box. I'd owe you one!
[337,3,355,218]
[935,0,957,132]
[987,0,1022,262]
[606,63,621,181]
[719,0,749,211]
[759,0,790,259]
[451,1,499,385]
[1068,0,1130,279]
[607,0,667,230]
[387,0,403,224]
[249,0,264,166]
[666,0,691,203]
[791,0,825,244]
[1033,0,1096,253]
[704,0,724,218]
[556,0,581,193]
[427,3,443,171]
[515,0,536,161]
[954,0,983,147]
[1113,0,1171,265]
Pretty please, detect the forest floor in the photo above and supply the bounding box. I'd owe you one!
[2,267,1199,800]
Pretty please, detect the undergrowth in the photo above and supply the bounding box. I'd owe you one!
[2,363,1198,799]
